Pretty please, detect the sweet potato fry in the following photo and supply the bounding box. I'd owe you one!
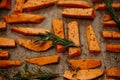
[11,27,50,36]
[0,50,9,59]
[103,20,117,27]
[95,3,120,10]
[57,0,90,8]
[63,69,104,80]
[62,8,95,19]
[0,37,15,48]
[0,0,11,10]
[23,0,57,11]
[0,22,6,30]
[106,44,120,52]
[104,14,112,22]
[69,59,101,69]
[0,60,22,68]
[25,55,60,66]
[14,0,25,14]
[68,21,81,58]
[106,67,120,78]
[86,25,101,53]
[3,13,45,23]
[92,0,103,3]
[102,31,120,39]
[17,38,52,52]
[52,18,66,53]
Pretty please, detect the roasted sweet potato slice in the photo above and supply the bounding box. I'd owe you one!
[63,69,104,80]
[14,0,25,14]
[0,50,9,59]
[62,8,95,19]
[103,20,117,27]
[0,60,22,68]
[11,27,50,36]
[106,44,120,52]
[86,25,101,53]
[17,38,52,52]
[102,31,120,39]
[25,55,60,66]
[102,78,116,80]
[3,13,45,23]
[23,0,57,11]
[68,21,81,58]
[69,59,101,69]
[52,18,66,53]
[0,22,6,30]
[103,14,112,22]
[106,67,120,78]
[0,0,11,10]
[0,37,15,47]
[57,0,90,8]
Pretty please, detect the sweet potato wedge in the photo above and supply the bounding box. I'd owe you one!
[57,0,90,8]
[3,13,45,23]
[92,0,103,3]
[0,60,22,68]
[25,55,60,66]
[14,0,25,14]
[0,50,9,59]
[104,14,112,22]
[102,31,120,39]
[62,8,95,19]
[68,21,81,58]
[95,3,120,10]
[63,69,104,80]
[23,0,57,12]
[106,67,120,78]
[106,44,120,52]
[17,38,52,52]
[0,22,6,30]
[0,0,11,10]
[52,18,66,53]
[0,37,15,47]
[86,25,101,53]
[69,59,101,69]
[103,20,117,27]
[11,27,50,36]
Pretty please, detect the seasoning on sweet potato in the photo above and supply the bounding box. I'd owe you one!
[106,44,120,52]
[52,18,66,53]
[63,69,104,80]
[103,20,117,27]
[0,37,15,47]
[92,0,103,3]
[0,60,22,68]
[3,13,45,23]
[102,31,120,39]
[57,0,90,8]
[69,59,101,69]
[23,0,57,12]
[86,25,101,53]
[17,38,52,52]
[62,8,95,19]
[0,0,11,10]
[11,27,50,36]
[0,50,9,59]
[0,22,6,30]
[25,55,60,66]
[95,3,120,10]
[68,21,81,58]
[104,14,112,22]
[13,0,25,14]
[106,67,120,78]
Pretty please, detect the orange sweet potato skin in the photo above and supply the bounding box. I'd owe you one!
[106,68,120,78]
[0,0,11,10]
[69,59,101,69]
[106,44,120,52]
[3,13,45,23]
[0,22,6,30]
[0,50,9,59]
[25,55,60,66]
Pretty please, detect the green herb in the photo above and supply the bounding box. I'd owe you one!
[104,0,120,30]
[34,32,75,48]
[13,64,58,80]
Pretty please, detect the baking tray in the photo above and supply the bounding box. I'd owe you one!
[0,0,120,80]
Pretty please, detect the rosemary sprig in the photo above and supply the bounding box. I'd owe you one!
[104,0,120,30]
[13,64,59,80]
[34,32,75,48]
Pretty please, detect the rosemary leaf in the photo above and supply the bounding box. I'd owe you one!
[104,0,120,30]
